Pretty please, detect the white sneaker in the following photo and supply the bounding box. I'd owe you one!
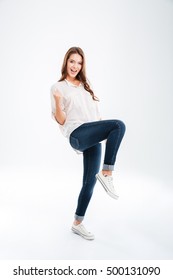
[96,171,119,199]
[71,223,95,240]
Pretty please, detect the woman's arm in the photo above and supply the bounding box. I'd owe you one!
[53,94,66,125]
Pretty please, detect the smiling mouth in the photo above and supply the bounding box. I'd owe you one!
[70,69,78,74]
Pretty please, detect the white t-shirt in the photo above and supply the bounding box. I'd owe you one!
[50,79,101,139]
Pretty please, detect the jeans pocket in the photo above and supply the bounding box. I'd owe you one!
[69,135,80,150]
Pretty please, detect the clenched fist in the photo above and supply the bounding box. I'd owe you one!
[53,92,62,104]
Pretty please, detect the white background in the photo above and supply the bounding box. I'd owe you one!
[0,0,173,260]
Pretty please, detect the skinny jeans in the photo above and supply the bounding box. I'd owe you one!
[69,119,126,221]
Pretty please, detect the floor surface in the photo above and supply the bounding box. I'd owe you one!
[0,167,173,260]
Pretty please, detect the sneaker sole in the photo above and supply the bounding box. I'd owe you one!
[71,228,95,240]
[95,174,119,199]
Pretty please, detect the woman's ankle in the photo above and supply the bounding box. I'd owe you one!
[73,220,82,225]
[102,170,112,176]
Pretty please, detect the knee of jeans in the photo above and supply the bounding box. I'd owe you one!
[69,135,80,150]
[120,120,126,134]
[115,120,126,134]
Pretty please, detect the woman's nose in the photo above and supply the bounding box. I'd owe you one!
[72,62,77,68]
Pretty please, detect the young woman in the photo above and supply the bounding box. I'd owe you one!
[50,47,125,240]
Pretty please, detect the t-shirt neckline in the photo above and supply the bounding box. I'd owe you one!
[65,79,82,87]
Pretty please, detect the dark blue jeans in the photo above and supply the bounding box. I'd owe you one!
[69,119,126,221]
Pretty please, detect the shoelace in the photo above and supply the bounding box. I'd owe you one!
[107,176,113,182]
[79,224,91,234]
[106,176,114,189]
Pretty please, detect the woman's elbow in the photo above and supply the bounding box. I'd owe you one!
[59,119,65,125]
[54,117,65,125]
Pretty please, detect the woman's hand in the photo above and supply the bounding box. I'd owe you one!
[53,92,66,125]
[53,92,62,104]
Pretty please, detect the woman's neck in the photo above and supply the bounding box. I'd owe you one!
[66,77,80,86]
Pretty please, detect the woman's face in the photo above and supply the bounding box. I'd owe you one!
[66,53,83,80]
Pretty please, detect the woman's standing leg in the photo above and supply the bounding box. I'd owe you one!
[72,143,101,239]
[75,143,101,221]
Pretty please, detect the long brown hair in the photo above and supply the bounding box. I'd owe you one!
[59,47,98,101]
